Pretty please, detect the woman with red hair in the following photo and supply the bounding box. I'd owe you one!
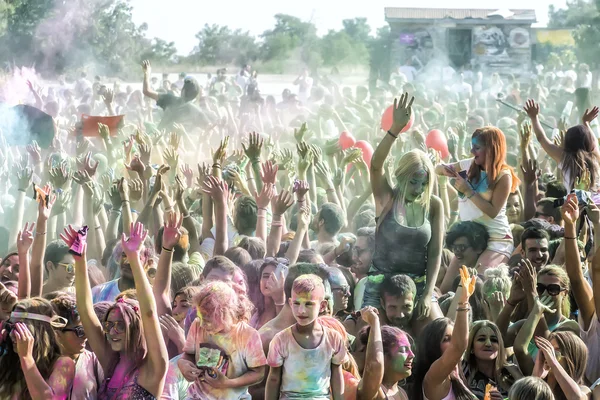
[436,126,519,290]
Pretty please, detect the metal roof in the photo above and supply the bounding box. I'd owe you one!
[385,7,536,22]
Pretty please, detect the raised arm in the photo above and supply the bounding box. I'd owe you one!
[524,99,562,163]
[153,213,182,317]
[561,195,595,330]
[202,176,229,256]
[424,267,475,399]
[141,60,159,101]
[451,170,511,219]
[16,223,35,300]
[267,191,294,257]
[419,196,444,318]
[356,307,384,400]
[371,93,414,210]
[62,226,116,372]
[121,222,168,397]
[30,188,54,297]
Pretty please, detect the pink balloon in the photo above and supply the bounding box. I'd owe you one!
[425,129,449,159]
[354,140,374,168]
[381,105,415,133]
[339,131,356,150]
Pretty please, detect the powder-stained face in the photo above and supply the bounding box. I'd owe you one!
[389,333,414,376]
[260,265,276,297]
[57,318,87,357]
[105,309,126,353]
[290,288,325,327]
[204,268,234,284]
[196,306,228,335]
[403,169,429,202]
[172,295,191,323]
[471,138,486,166]
[472,326,499,361]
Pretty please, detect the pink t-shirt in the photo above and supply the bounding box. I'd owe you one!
[267,325,347,399]
[183,320,267,400]
[580,312,600,383]
[70,349,104,400]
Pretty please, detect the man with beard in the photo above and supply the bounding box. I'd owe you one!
[309,203,345,252]
[91,239,155,303]
[350,227,375,310]
[520,227,550,271]
[379,274,443,339]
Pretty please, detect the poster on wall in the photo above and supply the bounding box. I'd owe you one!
[472,25,531,71]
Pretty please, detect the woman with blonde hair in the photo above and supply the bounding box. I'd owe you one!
[437,125,520,287]
[508,377,554,400]
[368,92,444,319]
[463,320,522,399]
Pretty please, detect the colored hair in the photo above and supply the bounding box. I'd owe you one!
[292,274,325,297]
[394,149,436,212]
[193,280,254,330]
[482,265,511,299]
[468,127,520,193]
[538,265,571,317]
[0,298,63,400]
[234,196,258,235]
[284,263,330,299]
[50,294,79,324]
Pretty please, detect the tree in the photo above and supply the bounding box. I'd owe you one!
[260,14,317,61]
[342,18,372,44]
[141,38,177,66]
[547,0,600,66]
[320,30,368,67]
[189,24,258,66]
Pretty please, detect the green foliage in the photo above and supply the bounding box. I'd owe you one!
[189,24,258,66]
[547,0,600,66]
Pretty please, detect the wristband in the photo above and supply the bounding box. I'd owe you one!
[212,163,221,169]
[506,299,517,307]
[162,246,173,253]
[467,191,476,199]
[36,231,46,236]
[274,301,286,306]
[111,209,122,213]
[456,307,471,312]
[564,236,577,240]
[387,130,398,139]
[271,222,283,227]
[18,188,26,193]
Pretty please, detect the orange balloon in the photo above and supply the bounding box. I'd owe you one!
[425,129,449,159]
[339,131,356,150]
[354,140,374,168]
[381,106,414,133]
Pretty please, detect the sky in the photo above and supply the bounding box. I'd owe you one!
[129,0,568,55]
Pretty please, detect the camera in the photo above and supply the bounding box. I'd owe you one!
[553,189,600,208]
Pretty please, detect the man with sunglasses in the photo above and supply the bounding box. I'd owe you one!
[42,241,76,296]
[51,294,103,400]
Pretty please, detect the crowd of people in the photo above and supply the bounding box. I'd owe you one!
[0,57,599,400]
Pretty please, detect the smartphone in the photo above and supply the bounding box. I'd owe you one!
[274,263,289,280]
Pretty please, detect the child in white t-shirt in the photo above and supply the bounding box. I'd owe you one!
[266,274,346,400]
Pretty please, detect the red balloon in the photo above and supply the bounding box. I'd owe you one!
[354,140,374,168]
[425,129,449,159]
[381,105,415,133]
[339,131,356,150]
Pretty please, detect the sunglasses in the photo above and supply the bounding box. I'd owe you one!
[264,257,290,266]
[103,320,126,334]
[536,283,565,297]
[58,263,75,274]
[451,244,471,253]
[332,285,351,297]
[63,325,85,338]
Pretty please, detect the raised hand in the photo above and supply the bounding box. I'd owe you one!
[296,141,310,160]
[77,152,99,178]
[255,183,275,209]
[273,190,294,215]
[138,142,152,165]
[532,295,556,317]
[122,222,148,255]
[202,176,229,205]
[26,141,41,165]
[297,151,313,177]
[51,190,72,217]
[582,106,599,125]
[294,122,309,143]
[519,122,532,149]
[560,193,579,226]
[293,179,309,200]
[180,164,194,188]
[459,265,476,303]
[168,131,181,150]
[242,132,263,162]
[142,60,151,74]
[117,177,130,202]
[518,259,537,295]
[297,204,311,228]
[0,281,17,319]
[575,168,591,190]
[129,178,144,203]
[17,222,35,254]
[196,163,210,189]
[213,136,230,165]
[520,158,540,186]
[390,92,415,135]
[49,160,71,190]
[523,99,540,119]
[97,124,111,142]
[102,88,114,105]
[162,212,183,250]
[126,155,147,176]
[60,225,87,259]
[260,160,278,186]
[123,136,135,158]
[12,322,35,359]
[16,165,33,192]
